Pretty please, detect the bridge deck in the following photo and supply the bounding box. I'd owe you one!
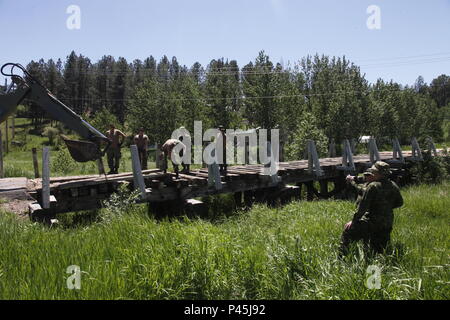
[0,150,423,217]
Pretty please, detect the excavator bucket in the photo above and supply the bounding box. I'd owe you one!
[63,138,103,163]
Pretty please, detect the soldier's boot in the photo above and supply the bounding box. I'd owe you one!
[174,165,179,179]
[181,164,190,174]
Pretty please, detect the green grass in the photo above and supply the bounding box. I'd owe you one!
[0,182,448,300]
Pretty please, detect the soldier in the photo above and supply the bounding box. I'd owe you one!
[178,127,191,174]
[346,171,375,207]
[134,128,149,170]
[106,124,126,174]
[161,138,186,179]
[339,161,404,257]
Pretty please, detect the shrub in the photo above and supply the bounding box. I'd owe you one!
[50,147,77,174]
[285,112,328,161]
[101,184,140,222]
[410,151,449,184]
[42,126,60,145]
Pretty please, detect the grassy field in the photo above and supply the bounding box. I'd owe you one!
[0,182,448,300]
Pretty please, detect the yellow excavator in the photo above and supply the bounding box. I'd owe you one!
[0,63,110,162]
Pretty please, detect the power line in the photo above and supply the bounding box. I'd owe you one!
[54,86,413,103]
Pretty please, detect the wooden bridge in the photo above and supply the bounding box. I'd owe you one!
[0,136,440,221]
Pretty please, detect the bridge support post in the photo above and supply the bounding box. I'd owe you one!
[338,139,355,171]
[130,145,147,199]
[244,190,254,207]
[411,137,423,160]
[425,137,437,156]
[392,138,404,163]
[319,180,328,198]
[295,183,303,200]
[305,181,315,201]
[350,138,356,155]
[369,138,381,163]
[208,163,222,190]
[234,191,243,208]
[307,140,324,177]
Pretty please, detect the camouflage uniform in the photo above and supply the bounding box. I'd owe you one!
[350,175,368,207]
[340,162,404,255]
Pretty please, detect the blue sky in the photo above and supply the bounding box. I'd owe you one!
[1,0,449,85]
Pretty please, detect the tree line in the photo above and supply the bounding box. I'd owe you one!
[17,50,450,158]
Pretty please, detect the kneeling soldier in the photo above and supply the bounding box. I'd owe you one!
[339,161,403,257]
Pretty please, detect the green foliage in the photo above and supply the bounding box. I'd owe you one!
[411,152,450,184]
[101,184,140,223]
[50,147,77,174]
[127,79,179,144]
[19,51,450,153]
[88,107,121,133]
[285,112,328,160]
[42,126,60,146]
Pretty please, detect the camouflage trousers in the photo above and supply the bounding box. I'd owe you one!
[339,220,392,256]
[107,147,121,172]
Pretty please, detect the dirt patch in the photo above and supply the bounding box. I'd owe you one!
[0,199,33,219]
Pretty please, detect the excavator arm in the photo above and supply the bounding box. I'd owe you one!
[0,63,110,162]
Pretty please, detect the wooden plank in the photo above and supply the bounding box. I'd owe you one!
[28,202,43,215]
[0,177,28,191]
[44,172,167,190]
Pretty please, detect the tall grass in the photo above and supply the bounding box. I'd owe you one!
[0,182,448,300]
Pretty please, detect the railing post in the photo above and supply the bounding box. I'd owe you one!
[340,139,355,171]
[307,139,323,177]
[369,137,381,163]
[392,138,404,163]
[425,137,437,156]
[411,137,423,160]
[130,145,147,198]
